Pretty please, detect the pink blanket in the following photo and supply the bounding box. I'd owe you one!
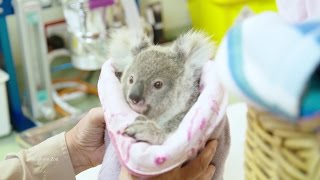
[97,60,228,178]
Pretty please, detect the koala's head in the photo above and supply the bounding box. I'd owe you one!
[108,29,214,118]
[121,47,184,117]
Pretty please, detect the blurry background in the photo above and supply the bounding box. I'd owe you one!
[0,0,277,179]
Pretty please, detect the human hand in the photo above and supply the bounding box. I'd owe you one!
[66,107,106,174]
[119,140,218,180]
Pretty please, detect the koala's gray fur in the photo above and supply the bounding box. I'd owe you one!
[109,29,214,145]
[108,29,230,180]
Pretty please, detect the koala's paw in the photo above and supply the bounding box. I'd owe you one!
[124,117,166,145]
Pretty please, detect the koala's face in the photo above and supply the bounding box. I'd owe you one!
[122,47,183,118]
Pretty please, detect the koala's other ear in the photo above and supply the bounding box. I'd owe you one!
[108,29,151,72]
[172,30,214,68]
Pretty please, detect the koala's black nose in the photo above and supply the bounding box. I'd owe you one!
[129,94,143,104]
[129,81,144,104]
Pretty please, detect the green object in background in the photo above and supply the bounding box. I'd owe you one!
[187,0,277,43]
[26,12,39,25]
[37,90,48,103]
[0,132,22,160]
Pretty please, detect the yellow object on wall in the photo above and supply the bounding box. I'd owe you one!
[187,0,277,43]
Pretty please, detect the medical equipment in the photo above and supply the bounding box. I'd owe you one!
[2,0,150,135]
[0,69,11,137]
[15,0,56,121]
[61,0,145,71]
[0,0,35,131]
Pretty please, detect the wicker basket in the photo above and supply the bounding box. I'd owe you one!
[245,107,320,180]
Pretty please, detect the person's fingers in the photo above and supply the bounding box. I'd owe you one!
[195,165,216,180]
[119,167,138,180]
[86,107,105,125]
[151,166,180,180]
[181,140,218,179]
[80,107,105,132]
[76,107,105,137]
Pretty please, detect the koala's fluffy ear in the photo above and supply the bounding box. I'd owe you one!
[108,29,151,72]
[172,30,214,67]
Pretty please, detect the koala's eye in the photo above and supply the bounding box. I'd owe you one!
[154,81,163,89]
[129,76,134,84]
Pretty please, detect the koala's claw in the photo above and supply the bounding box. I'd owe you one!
[124,119,166,145]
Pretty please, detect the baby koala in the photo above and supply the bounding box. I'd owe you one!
[109,29,214,145]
